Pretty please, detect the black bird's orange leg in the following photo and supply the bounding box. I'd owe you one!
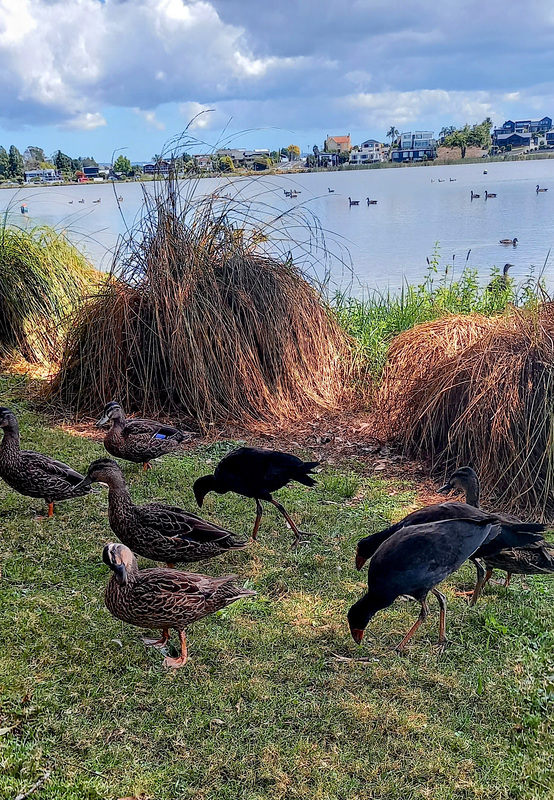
[252,500,263,541]
[143,628,170,648]
[431,588,447,649]
[163,630,188,669]
[503,572,512,589]
[395,600,428,653]
[47,502,54,518]
[269,498,312,548]
[142,462,152,472]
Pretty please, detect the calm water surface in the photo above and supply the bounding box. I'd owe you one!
[2,159,554,295]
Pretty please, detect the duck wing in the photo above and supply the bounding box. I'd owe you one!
[19,450,86,486]
[131,570,244,621]
[139,503,238,543]
[123,420,186,441]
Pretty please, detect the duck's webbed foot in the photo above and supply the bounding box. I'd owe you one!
[143,628,170,649]
[163,630,188,669]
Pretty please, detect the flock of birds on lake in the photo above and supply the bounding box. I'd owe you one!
[2,402,554,668]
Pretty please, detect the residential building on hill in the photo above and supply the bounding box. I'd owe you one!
[349,139,385,165]
[392,131,436,162]
[325,134,351,153]
[215,148,246,167]
[492,117,553,149]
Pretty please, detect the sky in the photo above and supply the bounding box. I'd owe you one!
[0,0,553,162]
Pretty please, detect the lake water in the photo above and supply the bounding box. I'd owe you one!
[2,159,554,296]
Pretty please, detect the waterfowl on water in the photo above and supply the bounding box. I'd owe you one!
[79,199,85,203]
[79,459,248,566]
[348,517,501,652]
[0,407,93,518]
[355,466,547,605]
[499,237,518,245]
[485,191,497,199]
[438,467,554,600]
[348,197,360,206]
[536,185,548,193]
[328,188,335,192]
[193,447,319,547]
[117,196,123,201]
[366,198,378,205]
[470,191,480,200]
[438,179,445,182]
[450,178,456,182]
[93,198,101,204]
[96,401,190,471]
[102,543,256,668]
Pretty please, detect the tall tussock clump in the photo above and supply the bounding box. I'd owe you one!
[0,222,99,365]
[380,305,554,519]
[50,180,352,429]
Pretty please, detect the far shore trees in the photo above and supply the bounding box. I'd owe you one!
[442,119,493,158]
[113,155,133,175]
[287,144,301,161]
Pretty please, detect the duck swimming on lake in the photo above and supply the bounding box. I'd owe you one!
[485,191,497,199]
[348,197,360,206]
[193,447,319,547]
[499,237,518,245]
[536,185,548,193]
[102,542,256,668]
[470,190,480,200]
[96,401,191,471]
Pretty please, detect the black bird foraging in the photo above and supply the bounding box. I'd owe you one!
[0,407,93,518]
[78,459,249,566]
[96,401,191,471]
[193,446,319,547]
[348,517,501,652]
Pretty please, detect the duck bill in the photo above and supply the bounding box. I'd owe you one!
[96,413,110,428]
[355,552,368,571]
[74,475,93,491]
[437,482,452,494]
[114,563,127,585]
[350,628,365,645]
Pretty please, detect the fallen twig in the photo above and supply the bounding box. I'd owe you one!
[15,770,51,800]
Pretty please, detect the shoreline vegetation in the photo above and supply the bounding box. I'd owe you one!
[3,174,554,798]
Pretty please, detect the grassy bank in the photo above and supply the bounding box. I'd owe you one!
[333,258,547,378]
[1,377,554,799]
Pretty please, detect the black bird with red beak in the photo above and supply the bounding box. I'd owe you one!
[193,446,319,548]
[348,517,501,652]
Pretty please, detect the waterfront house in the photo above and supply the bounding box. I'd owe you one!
[325,135,351,154]
[492,117,552,148]
[243,150,271,169]
[392,131,436,162]
[143,160,171,175]
[193,154,213,171]
[24,168,62,183]
[83,166,100,178]
[493,131,532,150]
[215,148,246,167]
[349,139,385,165]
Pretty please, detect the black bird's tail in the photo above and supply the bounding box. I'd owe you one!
[295,461,320,487]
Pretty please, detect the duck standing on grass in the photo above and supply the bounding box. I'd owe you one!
[348,517,501,652]
[96,401,191,471]
[193,447,319,547]
[102,543,256,668]
[0,407,93,518]
[77,459,248,566]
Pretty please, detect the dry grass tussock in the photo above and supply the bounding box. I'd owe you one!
[0,222,100,366]
[49,178,354,430]
[379,305,554,519]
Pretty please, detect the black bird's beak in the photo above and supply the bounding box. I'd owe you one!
[438,482,452,494]
[355,551,368,571]
[114,563,127,585]
[350,628,365,644]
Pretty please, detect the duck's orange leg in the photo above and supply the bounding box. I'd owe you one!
[163,630,188,668]
[143,628,170,649]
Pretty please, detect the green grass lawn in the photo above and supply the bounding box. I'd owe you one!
[1,381,554,799]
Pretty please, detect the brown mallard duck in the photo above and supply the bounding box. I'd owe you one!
[96,401,190,470]
[0,407,93,517]
[79,459,248,565]
[102,542,256,668]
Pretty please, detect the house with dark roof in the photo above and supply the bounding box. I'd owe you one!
[492,117,552,147]
[349,139,385,164]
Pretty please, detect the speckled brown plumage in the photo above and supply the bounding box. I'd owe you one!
[103,543,256,667]
[0,407,93,515]
[97,401,189,468]
[82,459,248,564]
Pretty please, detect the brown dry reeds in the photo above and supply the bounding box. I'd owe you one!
[49,179,353,430]
[380,305,554,519]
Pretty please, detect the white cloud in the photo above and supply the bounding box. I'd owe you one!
[62,112,107,131]
[133,109,166,131]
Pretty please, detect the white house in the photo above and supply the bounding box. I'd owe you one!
[24,168,62,183]
[349,139,385,165]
